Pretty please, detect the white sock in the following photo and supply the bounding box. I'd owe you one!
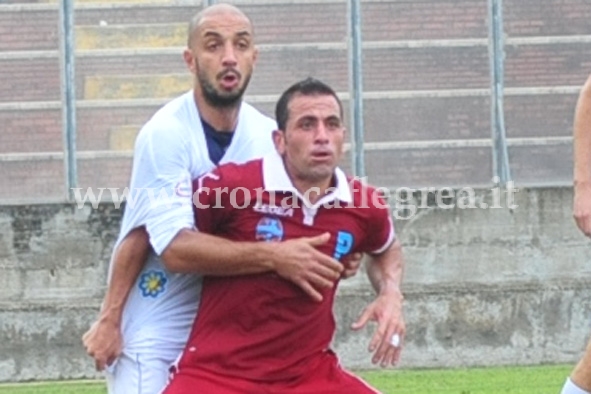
[561,378,591,394]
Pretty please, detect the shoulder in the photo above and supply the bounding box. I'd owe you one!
[193,159,264,191]
[135,93,194,149]
[241,102,277,131]
[347,178,385,207]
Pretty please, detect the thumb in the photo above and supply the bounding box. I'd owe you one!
[351,307,372,330]
[306,232,331,246]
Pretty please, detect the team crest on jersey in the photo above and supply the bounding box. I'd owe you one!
[139,270,168,298]
[333,231,354,260]
[255,217,284,242]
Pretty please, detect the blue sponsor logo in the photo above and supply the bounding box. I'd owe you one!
[139,270,168,298]
[333,231,354,259]
[255,217,284,242]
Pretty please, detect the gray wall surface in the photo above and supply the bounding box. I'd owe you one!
[1,186,590,382]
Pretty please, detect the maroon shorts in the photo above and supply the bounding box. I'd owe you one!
[162,351,381,394]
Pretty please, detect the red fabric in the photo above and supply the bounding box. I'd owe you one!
[164,350,381,394]
[170,159,392,386]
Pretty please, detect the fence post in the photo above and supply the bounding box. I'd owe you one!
[59,0,77,200]
[347,0,365,178]
[488,0,512,184]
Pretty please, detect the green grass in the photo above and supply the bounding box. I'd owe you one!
[0,364,572,394]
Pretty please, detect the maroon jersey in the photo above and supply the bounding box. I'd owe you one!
[177,152,394,383]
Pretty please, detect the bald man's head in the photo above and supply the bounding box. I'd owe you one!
[187,4,254,47]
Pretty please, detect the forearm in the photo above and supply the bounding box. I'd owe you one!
[574,76,591,185]
[367,239,404,298]
[99,228,150,323]
[162,229,276,275]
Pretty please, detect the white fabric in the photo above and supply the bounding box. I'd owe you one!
[107,91,276,393]
[106,351,171,394]
[261,150,352,207]
[561,378,591,394]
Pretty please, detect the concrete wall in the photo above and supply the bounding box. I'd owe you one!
[1,186,591,382]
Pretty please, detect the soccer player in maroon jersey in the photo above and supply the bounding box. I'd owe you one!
[163,78,405,394]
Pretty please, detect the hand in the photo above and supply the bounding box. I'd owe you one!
[273,232,343,303]
[574,181,591,237]
[341,252,363,279]
[351,290,405,367]
[82,315,122,371]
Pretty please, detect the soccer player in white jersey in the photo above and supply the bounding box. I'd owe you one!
[82,5,357,394]
[561,75,591,394]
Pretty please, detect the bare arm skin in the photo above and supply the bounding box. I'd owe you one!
[82,227,149,371]
[351,239,405,367]
[573,75,591,237]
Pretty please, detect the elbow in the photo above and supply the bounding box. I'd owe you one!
[161,246,187,273]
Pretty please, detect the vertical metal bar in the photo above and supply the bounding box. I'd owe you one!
[347,0,365,178]
[59,0,77,200]
[203,0,215,7]
[487,0,511,184]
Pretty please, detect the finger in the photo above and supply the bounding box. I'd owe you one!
[369,317,389,353]
[107,355,117,367]
[381,336,400,367]
[296,280,324,302]
[343,253,363,268]
[305,232,331,246]
[372,329,392,365]
[351,307,372,331]
[341,268,357,279]
[313,252,344,274]
[95,358,106,372]
[305,271,335,290]
[310,261,342,282]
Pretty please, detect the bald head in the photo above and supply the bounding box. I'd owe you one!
[188,4,253,47]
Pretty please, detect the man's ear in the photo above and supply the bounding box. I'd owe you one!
[183,49,196,74]
[272,130,286,155]
[252,45,259,66]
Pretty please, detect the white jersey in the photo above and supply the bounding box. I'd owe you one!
[110,91,276,360]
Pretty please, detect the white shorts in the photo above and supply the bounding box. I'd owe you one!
[106,352,173,394]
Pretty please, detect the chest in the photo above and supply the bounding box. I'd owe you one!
[219,193,368,260]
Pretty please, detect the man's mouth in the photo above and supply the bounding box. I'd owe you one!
[219,71,240,89]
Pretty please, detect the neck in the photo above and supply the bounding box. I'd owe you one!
[288,170,335,205]
[193,90,241,132]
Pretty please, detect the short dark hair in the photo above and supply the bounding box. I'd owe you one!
[275,77,343,131]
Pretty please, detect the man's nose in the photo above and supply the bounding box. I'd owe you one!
[222,43,238,66]
[315,124,330,142]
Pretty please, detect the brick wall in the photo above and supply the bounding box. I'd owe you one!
[1,0,589,201]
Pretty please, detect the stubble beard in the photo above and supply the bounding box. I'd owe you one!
[198,71,251,109]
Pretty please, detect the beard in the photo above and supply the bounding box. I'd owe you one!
[197,69,251,108]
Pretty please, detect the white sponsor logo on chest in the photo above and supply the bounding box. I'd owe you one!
[253,204,294,217]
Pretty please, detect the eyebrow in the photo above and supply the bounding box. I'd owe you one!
[202,30,252,39]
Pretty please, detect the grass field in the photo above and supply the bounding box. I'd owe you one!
[0,364,571,394]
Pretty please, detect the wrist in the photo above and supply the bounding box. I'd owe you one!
[250,242,277,272]
[378,285,403,300]
[98,305,124,325]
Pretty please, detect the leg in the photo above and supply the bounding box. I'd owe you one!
[562,337,591,394]
[106,352,172,394]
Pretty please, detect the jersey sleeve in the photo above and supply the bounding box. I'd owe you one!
[118,121,194,255]
[359,187,396,255]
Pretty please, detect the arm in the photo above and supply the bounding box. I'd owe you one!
[351,239,405,367]
[162,229,343,303]
[574,75,591,237]
[161,167,344,302]
[82,227,150,371]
